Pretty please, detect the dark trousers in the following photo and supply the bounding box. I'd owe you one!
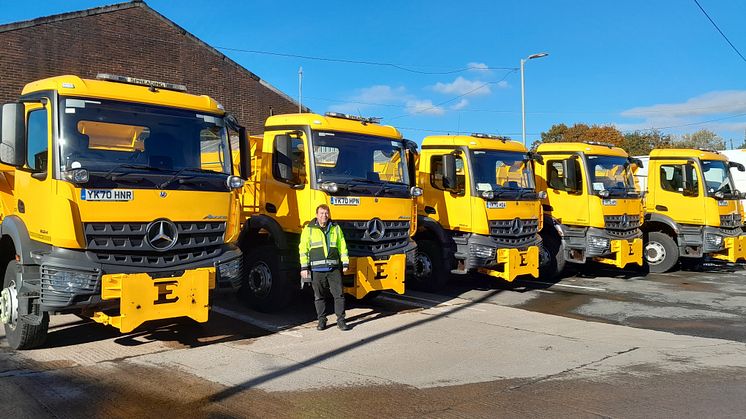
[311,269,345,321]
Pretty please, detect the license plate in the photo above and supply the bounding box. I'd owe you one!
[331,196,360,206]
[81,189,134,201]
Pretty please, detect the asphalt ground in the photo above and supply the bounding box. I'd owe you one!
[2,261,746,418]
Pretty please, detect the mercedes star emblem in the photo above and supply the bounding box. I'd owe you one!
[146,219,179,251]
[509,218,523,235]
[366,218,386,242]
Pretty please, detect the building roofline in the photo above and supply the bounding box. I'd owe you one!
[0,0,309,112]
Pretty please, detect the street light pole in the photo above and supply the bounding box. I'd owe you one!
[520,52,549,146]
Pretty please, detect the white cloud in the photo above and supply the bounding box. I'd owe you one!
[327,84,446,117]
[432,76,491,96]
[451,99,469,110]
[497,80,509,89]
[621,91,746,118]
[616,90,746,136]
[405,100,445,116]
[467,62,490,72]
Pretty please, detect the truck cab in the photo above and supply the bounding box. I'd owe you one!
[0,74,245,349]
[237,112,419,311]
[637,148,746,272]
[534,142,643,276]
[411,134,542,290]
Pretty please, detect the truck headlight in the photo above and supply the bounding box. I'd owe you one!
[588,235,610,251]
[705,233,724,249]
[42,266,96,293]
[471,244,495,259]
[320,182,339,193]
[63,168,89,184]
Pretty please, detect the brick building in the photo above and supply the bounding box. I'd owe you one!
[0,0,302,133]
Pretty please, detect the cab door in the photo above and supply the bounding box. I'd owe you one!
[14,101,55,244]
[262,130,311,233]
[421,149,472,232]
[650,159,704,225]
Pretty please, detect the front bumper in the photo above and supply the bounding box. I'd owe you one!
[593,237,643,268]
[29,244,242,315]
[709,235,746,263]
[561,226,642,268]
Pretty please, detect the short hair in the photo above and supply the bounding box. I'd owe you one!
[316,204,331,214]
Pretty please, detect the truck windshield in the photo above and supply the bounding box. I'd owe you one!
[312,131,410,197]
[471,150,535,195]
[702,160,736,196]
[58,97,231,191]
[586,155,636,196]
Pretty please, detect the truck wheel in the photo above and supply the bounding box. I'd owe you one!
[240,245,293,312]
[539,234,565,279]
[1,261,49,350]
[645,232,679,273]
[408,240,448,291]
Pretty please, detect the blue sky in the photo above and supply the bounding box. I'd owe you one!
[3,0,746,146]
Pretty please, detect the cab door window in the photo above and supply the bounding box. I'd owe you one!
[272,135,306,184]
[430,154,465,191]
[659,164,698,194]
[26,108,48,172]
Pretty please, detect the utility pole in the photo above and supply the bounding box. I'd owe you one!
[298,66,303,113]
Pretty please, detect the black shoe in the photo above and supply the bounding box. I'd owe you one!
[337,319,351,331]
[317,318,327,331]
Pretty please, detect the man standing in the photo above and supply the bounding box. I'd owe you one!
[299,204,351,331]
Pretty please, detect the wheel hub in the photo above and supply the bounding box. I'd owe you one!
[248,262,273,298]
[645,241,666,265]
[0,284,18,325]
[414,251,433,281]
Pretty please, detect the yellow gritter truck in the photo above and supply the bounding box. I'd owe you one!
[534,142,644,277]
[635,148,746,272]
[0,74,246,349]
[236,112,420,311]
[411,133,543,290]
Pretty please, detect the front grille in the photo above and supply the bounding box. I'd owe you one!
[40,265,99,307]
[604,215,641,238]
[84,221,226,267]
[488,218,540,247]
[720,213,742,228]
[336,220,410,256]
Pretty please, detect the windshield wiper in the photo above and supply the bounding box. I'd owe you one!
[101,164,168,180]
[158,168,223,189]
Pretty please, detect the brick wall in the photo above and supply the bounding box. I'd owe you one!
[0,3,298,133]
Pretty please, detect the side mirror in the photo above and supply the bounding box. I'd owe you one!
[629,157,644,168]
[682,163,699,197]
[527,151,543,164]
[234,126,251,180]
[404,139,418,186]
[562,157,579,193]
[274,134,294,182]
[1,103,26,167]
[729,161,745,172]
[442,153,459,193]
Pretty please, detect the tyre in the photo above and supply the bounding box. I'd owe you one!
[1,261,49,350]
[645,231,679,273]
[408,240,448,291]
[539,233,566,279]
[239,245,293,312]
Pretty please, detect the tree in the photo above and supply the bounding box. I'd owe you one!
[539,123,624,146]
[674,129,725,150]
[620,130,672,156]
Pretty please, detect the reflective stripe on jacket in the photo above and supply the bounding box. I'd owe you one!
[299,219,349,271]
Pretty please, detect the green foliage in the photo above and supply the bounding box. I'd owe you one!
[674,129,725,150]
[621,130,672,155]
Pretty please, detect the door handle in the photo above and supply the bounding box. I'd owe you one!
[424,206,436,215]
[655,205,668,211]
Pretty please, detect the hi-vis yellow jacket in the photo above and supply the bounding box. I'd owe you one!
[299,219,350,271]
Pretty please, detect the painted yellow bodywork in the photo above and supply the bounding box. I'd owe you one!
[535,142,644,268]
[477,247,539,281]
[238,113,413,298]
[645,148,746,261]
[2,75,237,332]
[417,135,542,281]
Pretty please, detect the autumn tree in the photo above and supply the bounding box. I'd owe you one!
[674,129,725,150]
[619,130,672,156]
[539,123,624,146]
